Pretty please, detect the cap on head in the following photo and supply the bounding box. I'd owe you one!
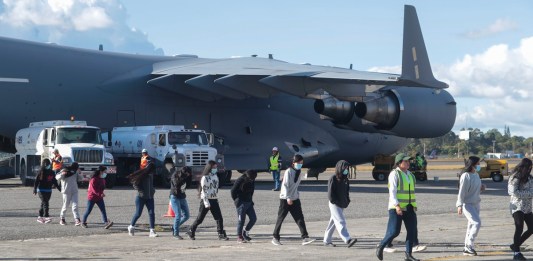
[53,149,59,153]
[142,149,147,153]
[272,147,278,151]
[394,153,412,164]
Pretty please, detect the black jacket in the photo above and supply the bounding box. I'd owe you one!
[170,170,192,199]
[33,169,60,193]
[328,174,350,208]
[134,173,155,199]
[231,175,255,206]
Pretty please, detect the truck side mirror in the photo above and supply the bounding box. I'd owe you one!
[107,141,112,147]
[172,144,177,150]
[207,133,214,146]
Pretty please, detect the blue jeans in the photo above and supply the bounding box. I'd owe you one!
[236,201,257,236]
[380,205,418,253]
[170,195,190,236]
[271,170,280,189]
[82,199,108,223]
[130,196,155,229]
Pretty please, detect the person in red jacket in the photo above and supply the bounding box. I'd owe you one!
[81,166,113,229]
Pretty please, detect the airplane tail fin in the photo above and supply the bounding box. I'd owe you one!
[400,5,448,88]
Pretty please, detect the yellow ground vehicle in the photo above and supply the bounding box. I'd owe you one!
[478,159,508,182]
[371,154,427,181]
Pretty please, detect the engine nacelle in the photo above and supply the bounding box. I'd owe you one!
[353,87,456,138]
[313,97,355,124]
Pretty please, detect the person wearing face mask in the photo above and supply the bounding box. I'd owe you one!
[33,161,61,224]
[81,166,113,229]
[272,154,315,246]
[323,160,357,248]
[508,158,533,261]
[456,156,486,257]
[187,160,228,240]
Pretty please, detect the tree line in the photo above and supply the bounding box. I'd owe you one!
[401,127,533,158]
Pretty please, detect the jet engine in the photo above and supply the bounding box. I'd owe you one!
[313,97,355,124]
[353,87,456,138]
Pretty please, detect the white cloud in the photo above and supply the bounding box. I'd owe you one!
[465,18,518,39]
[0,0,163,55]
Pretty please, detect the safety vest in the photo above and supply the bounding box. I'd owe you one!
[269,155,280,171]
[52,155,63,171]
[140,155,150,169]
[391,169,417,210]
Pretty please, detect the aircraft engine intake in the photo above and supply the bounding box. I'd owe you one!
[354,87,456,138]
[314,97,355,124]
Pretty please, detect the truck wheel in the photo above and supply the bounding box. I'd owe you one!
[373,172,387,181]
[417,172,428,181]
[492,173,503,182]
[225,170,232,184]
[106,174,117,188]
[20,161,30,186]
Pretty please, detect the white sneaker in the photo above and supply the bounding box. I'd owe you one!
[384,247,397,253]
[412,245,427,252]
[302,238,315,245]
[36,217,45,224]
[44,217,52,224]
[128,225,135,236]
[149,229,158,238]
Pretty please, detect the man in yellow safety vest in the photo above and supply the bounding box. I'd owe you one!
[268,147,283,191]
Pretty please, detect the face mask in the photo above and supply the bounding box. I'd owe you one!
[46,165,51,170]
[294,163,303,170]
[101,173,107,179]
[343,169,349,175]
[211,169,217,175]
[475,165,481,172]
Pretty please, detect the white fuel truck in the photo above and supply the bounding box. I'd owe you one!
[102,125,227,186]
[15,120,116,187]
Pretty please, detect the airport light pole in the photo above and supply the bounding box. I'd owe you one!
[492,140,496,153]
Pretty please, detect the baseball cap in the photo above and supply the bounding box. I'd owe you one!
[394,153,412,164]
[142,149,147,153]
[272,147,278,151]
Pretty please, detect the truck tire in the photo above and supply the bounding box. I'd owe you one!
[492,173,503,182]
[225,170,232,184]
[416,172,428,181]
[20,161,30,186]
[373,172,387,181]
[106,174,117,188]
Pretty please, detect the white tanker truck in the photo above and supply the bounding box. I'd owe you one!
[15,120,116,187]
[102,125,228,186]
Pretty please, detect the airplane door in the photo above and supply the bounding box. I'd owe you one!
[117,110,136,126]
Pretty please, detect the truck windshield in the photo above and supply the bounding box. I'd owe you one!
[56,128,102,144]
[168,132,208,145]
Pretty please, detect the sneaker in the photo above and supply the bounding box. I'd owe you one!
[174,234,184,240]
[44,217,52,224]
[272,188,280,191]
[149,229,158,238]
[237,237,246,243]
[384,246,397,253]
[514,252,527,261]
[412,244,427,252]
[104,221,114,229]
[463,247,477,256]
[242,230,252,241]
[59,218,66,226]
[186,230,195,240]
[36,217,45,224]
[81,223,88,228]
[347,238,357,248]
[302,238,315,245]
[128,225,135,236]
[272,238,282,246]
[74,218,82,226]
[323,242,336,247]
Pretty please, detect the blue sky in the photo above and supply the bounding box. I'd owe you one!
[1,0,532,137]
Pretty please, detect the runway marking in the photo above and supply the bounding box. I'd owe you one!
[0,77,29,83]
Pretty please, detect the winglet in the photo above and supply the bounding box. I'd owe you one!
[401,5,448,88]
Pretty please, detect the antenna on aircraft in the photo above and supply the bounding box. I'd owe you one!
[349,64,353,70]
[99,44,103,51]
[268,54,273,59]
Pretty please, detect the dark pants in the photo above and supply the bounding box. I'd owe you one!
[272,199,309,240]
[38,192,51,217]
[236,201,257,236]
[512,211,533,251]
[380,205,418,254]
[130,196,155,229]
[190,199,224,234]
[82,200,108,223]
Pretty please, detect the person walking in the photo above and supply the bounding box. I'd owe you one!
[376,153,420,261]
[269,147,282,191]
[33,161,61,224]
[323,160,357,248]
[127,162,157,237]
[231,170,258,243]
[187,160,229,240]
[509,158,533,261]
[55,162,81,226]
[170,166,192,239]
[272,154,315,246]
[456,156,486,256]
[81,166,113,229]
[51,149,63,174]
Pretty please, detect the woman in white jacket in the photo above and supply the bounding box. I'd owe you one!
[456,156,486,256]
[508,158,533,261]
[55,162,81,226]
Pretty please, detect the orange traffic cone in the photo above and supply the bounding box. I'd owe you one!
[163,201,175,218]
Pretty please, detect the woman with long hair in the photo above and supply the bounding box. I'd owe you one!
[127,162,157,237]
[187,160,228,240]
[509,158,533,261]
[81,166,113,229]
[33,161,60,223]
[456,156,486,256]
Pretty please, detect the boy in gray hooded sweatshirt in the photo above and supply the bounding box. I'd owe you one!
[55,163,81,226]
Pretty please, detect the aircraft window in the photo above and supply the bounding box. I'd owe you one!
[168,132,207,145]
[56,128,101,144]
